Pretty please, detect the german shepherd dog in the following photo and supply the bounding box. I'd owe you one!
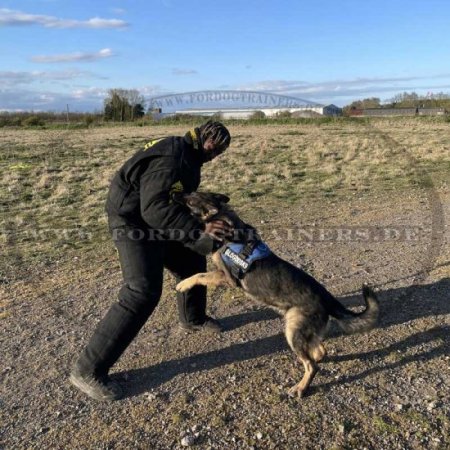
[174,192,379,398]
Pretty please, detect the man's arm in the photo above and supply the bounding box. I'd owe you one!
[140,166,201,243]
[140,163,233,254]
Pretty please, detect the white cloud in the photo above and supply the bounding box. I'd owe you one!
[237,74,450,101]
[31,48,115,63]
[0,87,105,111]
[172,68,198,76]
[140,85,165,96]
[0,84,164,112]
[0,69,108,87]
[111,8,126,15]
[71,86,108,99]
[0,8,128,29]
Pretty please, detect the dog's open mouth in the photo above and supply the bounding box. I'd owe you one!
[202,209,218,222]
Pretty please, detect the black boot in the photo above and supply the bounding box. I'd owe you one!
[69,365,123,401]
[71,299,155,400]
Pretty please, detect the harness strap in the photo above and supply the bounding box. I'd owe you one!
[239,240,258,259]
[230,265,241,280]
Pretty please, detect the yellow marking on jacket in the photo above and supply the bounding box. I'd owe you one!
[169,180,184,204]
[144,138,164,150]
[170,181,183,194]
[189,129,200,150]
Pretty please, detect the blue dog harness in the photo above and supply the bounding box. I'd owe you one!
[220,240,272,280]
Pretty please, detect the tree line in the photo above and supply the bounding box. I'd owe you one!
[103,89,450,120]
[1,89,449,128]
[343,91,450,114]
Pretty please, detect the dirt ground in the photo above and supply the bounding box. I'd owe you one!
[1,119,449,449]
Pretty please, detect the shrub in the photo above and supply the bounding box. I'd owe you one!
[0,115,23,127]
[211,112,223,120]
[275,110,292,119]
[250,111,266,120]
[23,115,45,127]
[84,115,95,127]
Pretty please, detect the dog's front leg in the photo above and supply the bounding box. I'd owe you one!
[176,270,228,293]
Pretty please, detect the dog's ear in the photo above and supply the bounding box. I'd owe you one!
[212,193,230,204]
[171,192,186,205]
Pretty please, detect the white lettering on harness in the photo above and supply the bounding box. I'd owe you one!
[224,248,249,270]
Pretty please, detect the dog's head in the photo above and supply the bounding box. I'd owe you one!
[172,191,230,222]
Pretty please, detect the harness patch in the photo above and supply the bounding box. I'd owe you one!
[220,241,271,279]
[223,247,250,270]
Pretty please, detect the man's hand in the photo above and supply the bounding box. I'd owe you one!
[204,219,233,241]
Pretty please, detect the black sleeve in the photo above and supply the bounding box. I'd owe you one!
[139,165,202,244]
[184,233,217,255]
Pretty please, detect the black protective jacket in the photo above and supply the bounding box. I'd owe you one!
[106,131,211,250]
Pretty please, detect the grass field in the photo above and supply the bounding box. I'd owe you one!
[1,117,449,449]
[1,117,448,282]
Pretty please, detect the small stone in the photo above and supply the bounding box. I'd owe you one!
[338,423,346,434]
[394,403,404,411]
[427,401,438,411]
[145,392,157,401]
[181,435,196,447]
[256,432,263,440]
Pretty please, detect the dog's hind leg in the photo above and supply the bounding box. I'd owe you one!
[176,271,228,293]
[311,343,327,362]
[288,354,318,398]
[284,308,319,398]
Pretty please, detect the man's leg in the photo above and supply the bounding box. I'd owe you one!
[163,241,222,332]
[71,228,164,400]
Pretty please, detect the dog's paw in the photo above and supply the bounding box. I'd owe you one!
[287,385,305,399]
[176,279,193,292]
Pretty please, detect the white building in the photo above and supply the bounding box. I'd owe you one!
[173,104,342,119]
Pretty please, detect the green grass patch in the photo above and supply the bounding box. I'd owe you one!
[372,415,399,435]
[1,121,449,284]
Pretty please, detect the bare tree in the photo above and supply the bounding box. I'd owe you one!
[124,89,145,120]
[104,89,146,121]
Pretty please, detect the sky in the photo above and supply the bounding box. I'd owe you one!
[1,0,450,112]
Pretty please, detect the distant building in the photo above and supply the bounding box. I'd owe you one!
[172,104,342,119]
[322,104,342,116]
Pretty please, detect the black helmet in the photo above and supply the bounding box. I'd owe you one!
[198,120,231,150]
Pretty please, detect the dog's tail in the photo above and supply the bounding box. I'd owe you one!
[328,285,379,334]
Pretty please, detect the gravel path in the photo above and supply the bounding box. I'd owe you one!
[1,187,449,449]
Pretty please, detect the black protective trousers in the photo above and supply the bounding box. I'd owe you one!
[76,227,207,377]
